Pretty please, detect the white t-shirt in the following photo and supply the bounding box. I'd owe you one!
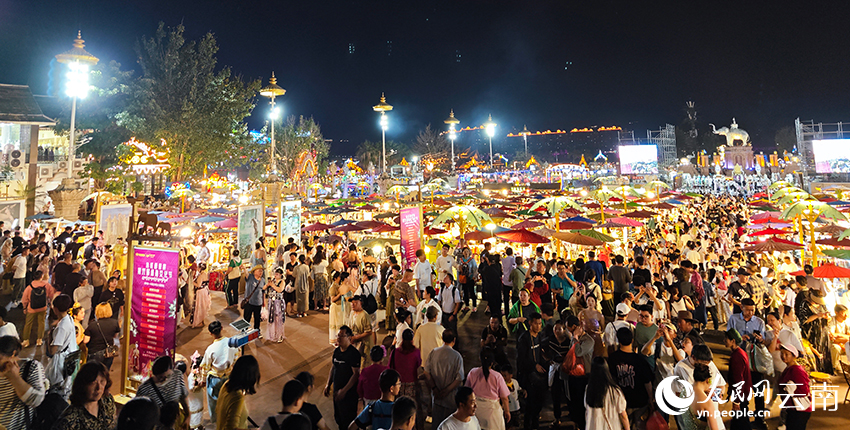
[435,255,455,279]
[584,387,626,430]
[436,414,481,430]
[414,260,433,290]
[673,358,726,391]
[0,322,18,339]
[603,320,633,349]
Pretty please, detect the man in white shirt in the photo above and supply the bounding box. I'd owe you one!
[436,386,481,430]
[0,307,18,339]
[200,321,240,423]
[413,249,433,299]
[604,303,634,355]
[414,306,444,368]
[10,248,29,306]
[435,244,455,283]
[197,239,211,265]
[437,274,463,337]
[415,287,442,328]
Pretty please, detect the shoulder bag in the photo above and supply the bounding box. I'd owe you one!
[93,319,119,359]
[241,280,261,310]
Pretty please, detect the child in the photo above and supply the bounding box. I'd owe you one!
[499,363,523,429]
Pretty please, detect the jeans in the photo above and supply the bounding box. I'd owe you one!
[12,277,25,302]
[226,278,240,306]
[243,303,261,330]
[22,310,46,343]
[550,373,567,421]
[207,375,225,422]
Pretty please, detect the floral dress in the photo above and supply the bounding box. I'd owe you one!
[266,278,287,342]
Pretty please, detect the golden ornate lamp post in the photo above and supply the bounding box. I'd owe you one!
[484,115,497,168]
[520,124,530,155]
[444,110,460,171]
[372,93,393,173]
[259,72,286,176]
[55,31,99,180]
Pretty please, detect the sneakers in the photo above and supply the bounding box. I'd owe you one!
[21,340,29,348]
[36,340,42,347]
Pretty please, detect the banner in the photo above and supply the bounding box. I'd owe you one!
[129,246,179,379]
[279,200,301,245]
[0,200,25,228]
[238,205,263,261]
[98,203,132,245]
[399,206,423,269]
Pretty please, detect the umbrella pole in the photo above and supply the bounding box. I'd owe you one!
[807,213,819,266]
[555,212,561,258]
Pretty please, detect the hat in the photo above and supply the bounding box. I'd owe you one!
[251,265,264,273]
[677,310,698,324]
[737,268,750,276]
[616,303,631,317]
[780,343,799,358]
[809,293,825,305]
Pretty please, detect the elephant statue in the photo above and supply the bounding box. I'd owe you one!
[710,119,750,146]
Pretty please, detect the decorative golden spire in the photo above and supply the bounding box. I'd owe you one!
[373,93,393,112]
[260,72,286,97]
[55,31,99,65]
[444,109,459,125]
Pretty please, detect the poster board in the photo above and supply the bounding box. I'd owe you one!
[279,200,301,245]
[0,199,26,228]
[98,203,133,245]
[128,246,179,380]
[238,205,263,261]
[399,206,423,269]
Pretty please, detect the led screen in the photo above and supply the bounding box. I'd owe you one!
[812,139,850,173]
[618,145,658,174]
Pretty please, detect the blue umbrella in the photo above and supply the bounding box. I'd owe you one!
[207,208,232,214]
[565,216,594,224]
[26,213,54,220]
[666,199,684,205]
[477,225,510,234]
[191,216,226,223]
[332,218,355,226]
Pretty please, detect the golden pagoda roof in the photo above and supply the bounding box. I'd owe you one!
[259,72,286,97]
[373,93,393,112]
[55,31,99,65]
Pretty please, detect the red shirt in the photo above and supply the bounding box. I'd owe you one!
[357,363,388,400]
[778,364,812,412]
[728,346,752,403]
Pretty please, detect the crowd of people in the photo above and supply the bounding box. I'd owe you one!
[1,192,849,430]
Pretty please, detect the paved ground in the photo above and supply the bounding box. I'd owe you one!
[6,288,850,429]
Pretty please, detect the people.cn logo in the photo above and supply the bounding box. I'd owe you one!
[656,376,695,416]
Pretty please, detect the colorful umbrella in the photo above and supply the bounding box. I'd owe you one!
[559,220,594,230]
[512,220,543,230]
[214,218,237,228]
[820,249,850,260]
[601,217,643,227]
[622,210,657,219]
[565,216,594,224]
[746,228,791,237]
[495,229,550,244]
[302,222,333,232]
[191,216,226,224]
[464,230,491,242]
[371,224,399,233]
[743,238,803,252]
[551,231,603,247]
[811,263,850,278]
[574,229,615,242]
[424,227,448,235]
[355,220,386,229]
[330,224,368,232]
[815,238,850,248]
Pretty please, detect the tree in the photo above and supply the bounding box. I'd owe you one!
[117,23,261,180]
[270,115,329,178]
[412,124,449,157]
[356,140,409,172]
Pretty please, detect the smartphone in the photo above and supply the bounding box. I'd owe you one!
[711,387,722,402]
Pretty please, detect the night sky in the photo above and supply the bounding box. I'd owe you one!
[3,0,850,156]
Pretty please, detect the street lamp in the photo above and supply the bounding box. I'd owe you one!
[484,114,496,168]
[373,93,393,173]
[259,72,286,175]
[444,109,459,172]
[55,31,98,180]
[521,124,530,155]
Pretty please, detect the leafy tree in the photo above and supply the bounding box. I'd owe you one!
[117,23,261,180]
[355,139,409,172]
[268,115,329,178]
[412,124,449,156]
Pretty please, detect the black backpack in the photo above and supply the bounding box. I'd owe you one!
[30,285,46,309]
[23,360,68,430]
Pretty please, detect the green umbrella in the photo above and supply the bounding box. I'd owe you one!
[358,237,401,248]
[771,186,807,201]
[431,205,493,232]
[820,249,850,260]
[781,201,847,222]
[574,229,615,242]
[529,196,581,216]
[839,228,850,241]
[776,192,814,206]
[768,181,793,191]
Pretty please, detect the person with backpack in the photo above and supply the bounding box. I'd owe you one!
[349,368,400,430]
[261,379,309,430]
[21,270,57,348]
[456,247,478,313]
[0,335,49,430]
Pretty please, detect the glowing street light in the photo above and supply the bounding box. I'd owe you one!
[520,125,530,155]
[373,93,393,173]
[444,109,460,172]
[259,72,286,176]
[55,31,98,180]
[484,115,497,168]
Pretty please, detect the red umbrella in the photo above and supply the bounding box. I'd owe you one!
[743,238,803,252]
[330,224,368,232]
[214,218,237,228]
[464,230,491,242]
[495,229,550,244]
[372,224,399,233]
[302,222,333,232]
[746,228,791,237]
[622,210,658,219]
[812,263,850,278]
[551,231,604,247]
[357,204,378,211]
[815,238,850,248]
[752,216,784,224]
[559,220,593,230]
[512,220,543,229]
[648,202,676,210]
[751,211,782,220]
[432,198,451,206]
[603,217,643,227]
[482,208,513,218]
[424,227,448,235]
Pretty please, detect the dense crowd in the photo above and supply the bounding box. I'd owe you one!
[1,193,849,430]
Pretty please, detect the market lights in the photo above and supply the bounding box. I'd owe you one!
[372,93,393,173]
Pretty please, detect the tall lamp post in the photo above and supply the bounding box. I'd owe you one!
[521,124,530,155]
[444,109,459,172]
[259,72,286,176]
[484,114,496,168]
[373,93,393,173]
[55,31,98,180]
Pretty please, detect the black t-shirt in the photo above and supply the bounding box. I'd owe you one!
[481,325,509,350]
[100,288,125,319]
[633,268,652,286]
[53,262,72,292]
[728,281,753,313]
[607,350,652,408]
[332,346,361,390]
[300,402,323,430]
[84,318,120,353]
[64,272,84,296]
[285,262,298,285]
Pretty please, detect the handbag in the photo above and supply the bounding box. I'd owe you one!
[561,342,586,377]
[93,319,119,359]
[646,410,670,430]
[62,347,80,378]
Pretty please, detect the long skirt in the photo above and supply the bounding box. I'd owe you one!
[329,302,344,343]
[314,274,328,303]
[267,298,286,342]
[475,396,506,430]
[191,287,210,328]
[296,288,309,314]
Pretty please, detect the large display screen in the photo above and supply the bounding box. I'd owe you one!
[618,145,658,174]
[813,139,850,173]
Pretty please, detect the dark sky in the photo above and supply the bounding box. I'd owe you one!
[3,0,850,156]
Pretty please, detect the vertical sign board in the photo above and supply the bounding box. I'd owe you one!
[399,206,423,270]
[129,246,179,379]
[279,200,301,245]
[238,205,263,262]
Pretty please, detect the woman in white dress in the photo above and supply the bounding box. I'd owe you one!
[191,263,211,328]
[328,271,351,344]
[584,357,628,430]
